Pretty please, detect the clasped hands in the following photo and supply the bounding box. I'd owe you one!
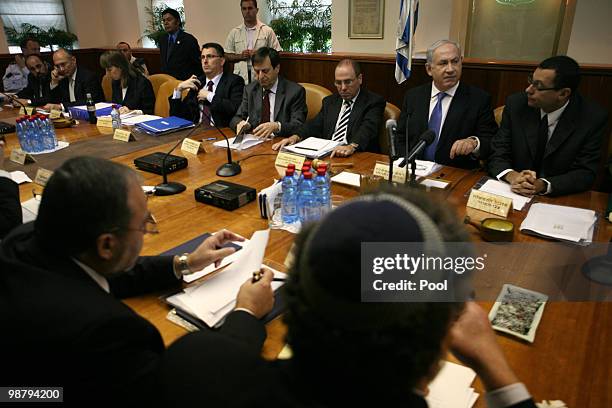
[271,135,356,157]
[505,170,546,196]
[236,120,279,139]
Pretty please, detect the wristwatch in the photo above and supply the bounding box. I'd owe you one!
[176,253,192,276]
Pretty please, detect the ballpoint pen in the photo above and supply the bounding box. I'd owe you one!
[252,270,287,283]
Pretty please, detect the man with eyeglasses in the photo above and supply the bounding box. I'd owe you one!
[14,54,52,107]
[0,156,275,404]
[272,59,385,157]
[170,43,244,127]
[396,40,498,168]
[230,47,306,139]
[488,55,608,196]
[45,48,105,111]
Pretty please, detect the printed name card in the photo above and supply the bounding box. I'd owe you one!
[49,109,62,119]
[9,149,36,165]
[96,117,113,128]
[181,138,204,155]
[19,106,36,115]
[372,162,407,184]
[467,189,513,217]
[113,129,135,142]
[275,152,306,171]
[34,168,53,187]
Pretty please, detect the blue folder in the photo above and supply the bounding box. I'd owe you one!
[135,116,194,135]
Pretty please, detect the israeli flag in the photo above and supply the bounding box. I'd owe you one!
[395,0,419,84]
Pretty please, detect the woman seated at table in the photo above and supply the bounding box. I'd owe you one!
[99,50,155,114]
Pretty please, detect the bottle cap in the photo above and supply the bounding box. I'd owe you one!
[112,104,118,109]
[301,165,309,172]
[317,168,325,176]
[303,172,313,179]
[285,169,294,177]
[304,161,312,168]
[287,163,295,169]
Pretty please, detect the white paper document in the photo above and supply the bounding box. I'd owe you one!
[213,134,264,150]
[167,230,285,327]
[21,198,40,223]
[520,203,597,244]
[182,238,251,283]
[426,361,479,408]
[392,158,443,177]
[71,102,114,111]
[331,171,361,187]
[479,179,532,211]
[420,178,449,189]
[284,137,341,158]
[121,114,162,125]
[10,171,32,184]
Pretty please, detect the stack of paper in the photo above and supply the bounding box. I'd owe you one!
[520,203,597,245]
[10,171,32,185]
[21,198,40,223]
[283,137,341,158]
[213,134,264,150]
[121,114,162,125]
[183,238,250,283]
[166,230,286,327]
[479,179,532,211]
[392,158,443,177]
[426,361,479,408]
[331,171,361,187]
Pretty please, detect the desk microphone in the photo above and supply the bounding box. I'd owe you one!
[397,129,435,185]
[154,122,204,196]
[385,118,397,183]
[0,92,33,114]
[200,108,241,177]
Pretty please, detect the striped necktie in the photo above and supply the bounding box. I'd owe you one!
[332,99,353,143]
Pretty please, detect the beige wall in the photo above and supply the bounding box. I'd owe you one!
[567,0,612,64]
[63,0,108,48]
[0,18,9,53]
[331,0,453,55]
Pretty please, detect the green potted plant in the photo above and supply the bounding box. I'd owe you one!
[142,3,186,47]
[4,23,77,50]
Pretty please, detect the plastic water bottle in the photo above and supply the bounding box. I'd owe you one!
[41,116,55,150]
[15,118,26,150]
[47,115,58,147]
[314,168,331,218]
[111,104,121,129]
[29,117,43,153]
[86,93,97,124]
[297,164,310,189]
[281,168,298,224]
[297,172,317,224]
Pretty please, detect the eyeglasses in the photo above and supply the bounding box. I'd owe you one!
[334,79,355,87]
[527,74,558,92]
[112,212,159,235]
[201,54,220,60]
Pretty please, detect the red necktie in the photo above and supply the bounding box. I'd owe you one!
[261,89,271,124]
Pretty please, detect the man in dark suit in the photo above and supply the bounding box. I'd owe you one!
[488,56,608,196]
[272,59,385,157]
[397,40,498,168]
[0,156,274,404]
[160,189,537,408]
[158,8,203,80]
[15,54,52,107]
[230,47,307,139]
[169,42,244,127]
[0,141,21,239]
[45,48,104,110]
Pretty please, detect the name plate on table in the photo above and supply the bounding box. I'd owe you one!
[19,106,36,115]
[10,149,36,165]
[275,152,305,171]
[113,129,135,142]
[96,117,113,128]
[34,168,53,187]
[467,189,513,218]
[181,138,205,155]
[49,109,62,119]
[372,162,407,184]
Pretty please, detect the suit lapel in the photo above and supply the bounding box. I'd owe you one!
[440,83,469,146]
[273,77,285,120]
[544,97,578,158]
[347,89,366,136]
[417,83,432,130]
[327,95,343,136]
[253,83,263,123]
[523,106,541,161]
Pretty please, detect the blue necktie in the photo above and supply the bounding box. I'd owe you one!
[424,92,447,161]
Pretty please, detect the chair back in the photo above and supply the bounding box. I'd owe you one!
[299,82,333,121]
[494,105,504,127]
[149,73,176,99]
[101,73,112,102]
[378,102,401,155]
[154,79,182,117]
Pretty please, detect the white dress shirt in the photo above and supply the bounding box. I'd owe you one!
[332,89,361,144]
[72,257,110,293]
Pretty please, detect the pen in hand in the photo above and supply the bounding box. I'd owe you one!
[252,270,286,283]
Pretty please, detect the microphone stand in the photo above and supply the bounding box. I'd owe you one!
[154,122,204,196]
[201,109,241,177]
[1,92,34,115]
[405,113,411,184]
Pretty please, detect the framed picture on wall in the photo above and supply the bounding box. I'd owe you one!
[349,0,385,39]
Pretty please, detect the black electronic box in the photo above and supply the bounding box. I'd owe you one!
[134,152,188,175]
[194,180,256,211]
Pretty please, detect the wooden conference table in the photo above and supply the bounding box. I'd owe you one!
[1,107,610,408]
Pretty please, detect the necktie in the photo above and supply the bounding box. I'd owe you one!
[332,100,353,143]
[200,80,214,125]
[424,92,447,161]
[167,35,175,61]
[69,78,76,102]
[535,114,549,174]
[261,89,271,124]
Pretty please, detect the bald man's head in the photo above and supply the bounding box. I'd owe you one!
[53,48,77,77]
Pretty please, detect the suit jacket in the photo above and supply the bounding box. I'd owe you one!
[298,89,386,152]
[160,313,537,408]
[111,73,155,114]
[49,66,105,107]
[159,30,203,80]
[488,92,608,196]
[16,70,52,106]
[397,82,498,169]
[230,76,307,137]
[169,72,244,127]
[0,176,21,239]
